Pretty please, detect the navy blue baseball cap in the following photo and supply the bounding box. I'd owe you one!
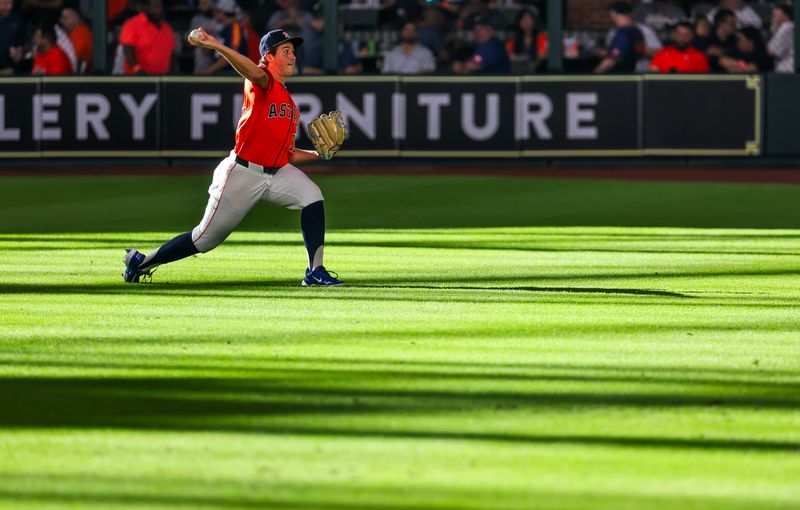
[259,30,304,56]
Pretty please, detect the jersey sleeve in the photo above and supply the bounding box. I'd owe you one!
[258,65,274,91]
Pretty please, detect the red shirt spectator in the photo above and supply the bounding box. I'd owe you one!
[119,0,175,75]
[650,45,710,72]
[32,26,72,75]
[650,21,710,73]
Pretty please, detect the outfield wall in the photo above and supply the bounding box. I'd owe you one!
[0,74,774,159]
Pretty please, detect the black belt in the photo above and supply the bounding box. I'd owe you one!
[235,155,280,175]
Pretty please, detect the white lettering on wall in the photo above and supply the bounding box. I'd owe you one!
[76,94,111,140]
[337,92,376,140]
[567,92,598,140]
[515,93,552,140]
[462,93,499,141]
[418,93,450,140]
[33,94,61,141]
[0,96,20,141]
[391,93,405,140]
[190,94,220,141]
[119,93,157,140]
[233,93,243,130]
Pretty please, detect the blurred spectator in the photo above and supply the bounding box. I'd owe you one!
[300,4,361,74]
[267,0,310,34]
[692,16,712,52]
[505,8,546,71]
[606,19,662,71]
[458,0,506,30]
[383,0,425,30]
[718,26,772,72]
[706,0,762,29]
[705,8,737,71]
[107,0,129,22]
[21,0,63,27]
[241,11,261,63]
[187,0,222,74]
[119,0,175,75]
[59,7,92,73]
[453,16,510,74]
[649,21,709,72]
[198,0,248,74]
[381,21,436,74]
[767,3,794,73]
[31,25,71,74]
[595,2,644,73]
[633,0,686,32]
[418,4,450,67]
[49,20,78,73]
[76,0,128,23]
[0,0,27,74]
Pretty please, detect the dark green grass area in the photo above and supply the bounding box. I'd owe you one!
[2,173,800,231]
[1,172,799,510]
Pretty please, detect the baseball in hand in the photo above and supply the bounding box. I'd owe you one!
[189,29,202,42]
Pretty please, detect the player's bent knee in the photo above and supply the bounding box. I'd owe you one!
[298,184,324,209]
[191,227,227,253]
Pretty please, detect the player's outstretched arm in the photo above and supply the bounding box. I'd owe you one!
[289,148,323,164]
[188,28,269,88]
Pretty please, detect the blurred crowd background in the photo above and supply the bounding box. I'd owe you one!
[0,0,793,76]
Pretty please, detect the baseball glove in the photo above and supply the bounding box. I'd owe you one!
[308,111,348,160]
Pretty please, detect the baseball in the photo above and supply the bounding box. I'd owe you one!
[189,29,202,42]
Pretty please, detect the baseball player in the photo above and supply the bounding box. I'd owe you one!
[123,28,345,286]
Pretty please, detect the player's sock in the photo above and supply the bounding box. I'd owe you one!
[140,232,199,271]
[301,200,325,270]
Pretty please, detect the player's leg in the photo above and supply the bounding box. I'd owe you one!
[123,154,266,282]
[262,164,343,286]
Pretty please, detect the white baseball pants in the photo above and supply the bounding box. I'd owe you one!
[191,151,324,253]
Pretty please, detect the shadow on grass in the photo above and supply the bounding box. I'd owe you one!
[0,281,693,299]
[1,375,799,452]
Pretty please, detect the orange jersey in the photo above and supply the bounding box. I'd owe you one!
[234,66,299,168]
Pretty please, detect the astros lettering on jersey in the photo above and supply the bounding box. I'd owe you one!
[234,65,299,169]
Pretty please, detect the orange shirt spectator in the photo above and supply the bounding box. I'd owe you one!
[60,8,92,73]
[32,26,72,75]
[119,0,175,75]
[70,23,92,71]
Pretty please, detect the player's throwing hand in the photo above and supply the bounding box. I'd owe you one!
[187,27,215,49]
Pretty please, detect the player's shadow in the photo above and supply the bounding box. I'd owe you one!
[0,280,693,300]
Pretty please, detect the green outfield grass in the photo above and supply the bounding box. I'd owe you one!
[1,172,799,510]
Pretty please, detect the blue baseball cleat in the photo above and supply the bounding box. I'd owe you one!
[123,248,152,283]
[302,266,344,287]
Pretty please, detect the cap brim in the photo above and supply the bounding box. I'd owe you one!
[270,36,304,51]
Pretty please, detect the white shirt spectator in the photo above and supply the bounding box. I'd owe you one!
[768,21,794,73]
[382,44,436,75]
[707,6,762,29]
